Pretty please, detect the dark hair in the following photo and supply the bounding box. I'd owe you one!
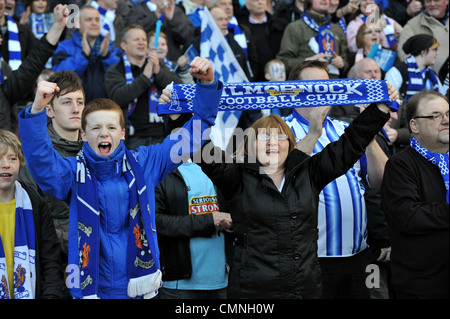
[406,90,448,132]
[81,98,125,131]
[26,0,50,12]
[288,60,329,80]
[47,71,85,106]
[120,24,147,44]
[403,34,439,57]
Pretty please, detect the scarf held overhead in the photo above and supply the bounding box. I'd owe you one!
[73,148,161,298]
[157,79,399,115]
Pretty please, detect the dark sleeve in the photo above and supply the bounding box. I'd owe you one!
[126,3,157,31]
[154,175,216,238]
[197,140,243,200]
[37,190,66,298]
[381,154,449,234]
[154,60,183,89]
[164,7,194,47]
[309,103,390,191]
[104,62,151,110]
[2,34,56,105]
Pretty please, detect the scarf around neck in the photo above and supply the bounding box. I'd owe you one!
[4,14,22,71]
[411,136,449,203]
[0,182,36,299]
[71,143,161,298]
[404,55,439,101]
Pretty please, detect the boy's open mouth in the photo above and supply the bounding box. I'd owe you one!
[98,142,111,156]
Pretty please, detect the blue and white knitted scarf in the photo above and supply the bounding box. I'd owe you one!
[405,55,439,101]
[74,147,161,298]
[5,14,22,71]
[411,137,449,203]
[91,0,116,41]
[0,182,36,299]
[302,12,335,56]
[228,16,248,58]
[123,53,160,136]
[157,79,399,115]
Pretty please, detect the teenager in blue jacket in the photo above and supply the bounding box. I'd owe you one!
[18,57,221,299]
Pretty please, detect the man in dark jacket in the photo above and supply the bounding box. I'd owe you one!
[0,3,69,132]
[381,90,449,299]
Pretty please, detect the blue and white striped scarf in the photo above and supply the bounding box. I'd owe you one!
[0,182,36,299]
[228,16,248,58]
[405,55,439,101]
[5,14,22,71]
[91,0,116,41]
[411,137,449,203]
[72,146,161,298]
[122,53,161,135]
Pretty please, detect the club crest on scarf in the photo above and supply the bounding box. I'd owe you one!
[0,276,8,299]
[73,147,161,298]
[319,28,334,56]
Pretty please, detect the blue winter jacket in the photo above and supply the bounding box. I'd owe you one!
[18,80,222,298]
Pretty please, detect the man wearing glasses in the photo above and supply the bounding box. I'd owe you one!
[381,89,449,299]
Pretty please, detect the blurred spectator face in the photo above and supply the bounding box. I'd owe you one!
[422,46,439,66]
[265,61,286,81]
[245,0,267,15]
[80,8,101,38]
[211,7,229,36]
[100,0,119,10]
[358,59,381,80]
[328,0,339,14]
[424,0,448,19]
[149,34,169,60]
[192,0,211,7]
[0,0,5,19]
[360,0,376,16]
[216,0,234,18]
[121,28,148,60]
[5,0,14,16]
[363,26,381,47]
[31,0,48,14]
[310,0,330,15]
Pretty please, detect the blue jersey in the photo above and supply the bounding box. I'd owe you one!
[284,110,369,257]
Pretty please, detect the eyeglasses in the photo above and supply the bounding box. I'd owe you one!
[257,134,289,141]
[363,29,381,34]
[414,111,449,121]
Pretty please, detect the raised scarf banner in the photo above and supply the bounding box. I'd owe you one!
[157,79,399,115]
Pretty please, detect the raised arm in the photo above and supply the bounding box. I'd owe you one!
[18,81,74,201]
